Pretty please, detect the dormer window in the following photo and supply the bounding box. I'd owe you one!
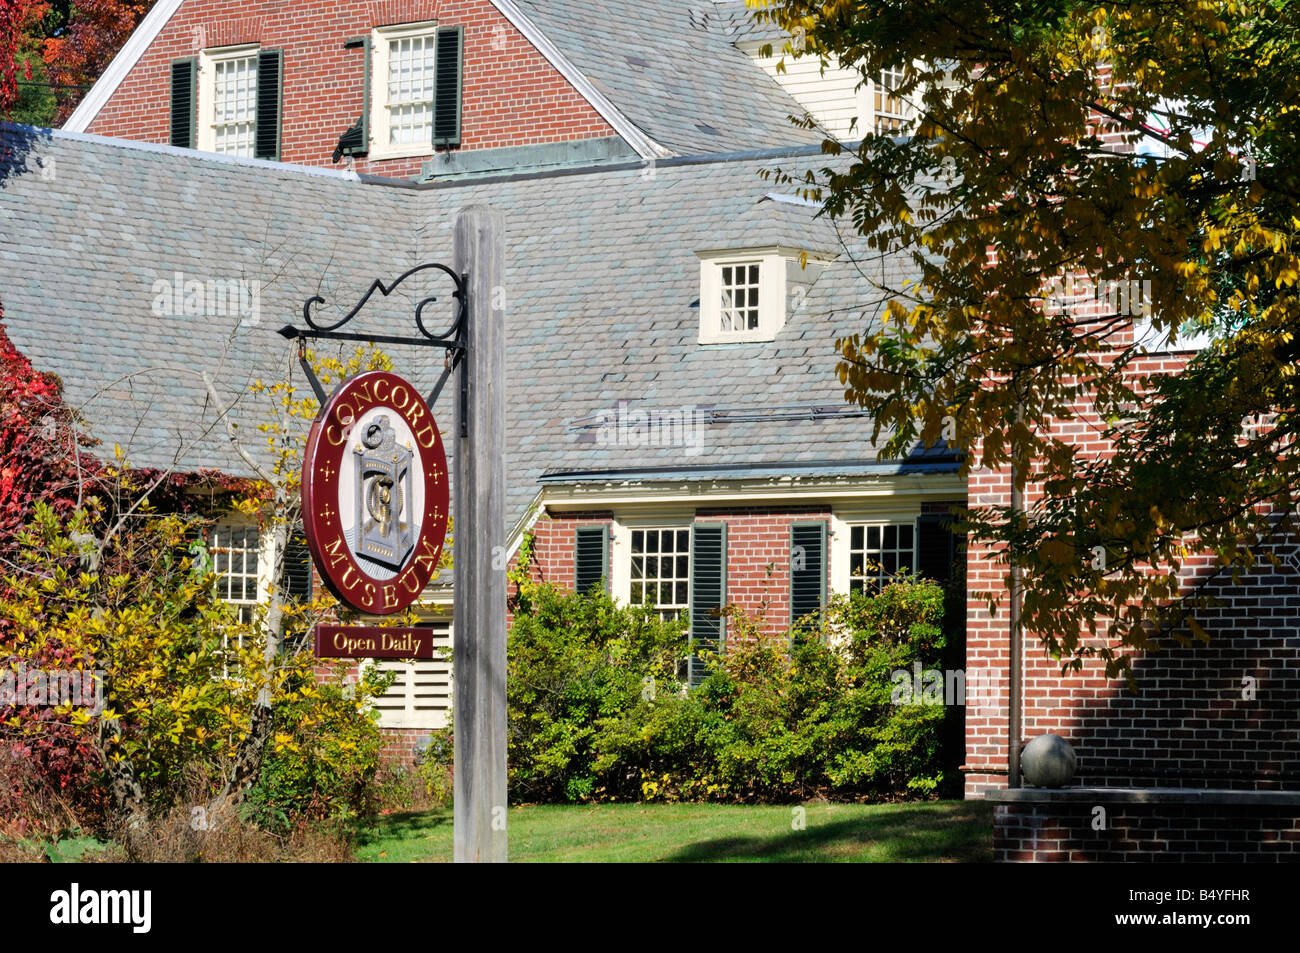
[697,245,831,345]
[720,262,762,332]
[697,250,784,344]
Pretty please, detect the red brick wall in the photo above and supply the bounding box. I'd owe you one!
[964,346,1300,796]
[84,0,616,177]
[995,802,1300,862]
[526,506,837,639]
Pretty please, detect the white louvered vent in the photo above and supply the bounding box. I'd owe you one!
[370,619,453,730]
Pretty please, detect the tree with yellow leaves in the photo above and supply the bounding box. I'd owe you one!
[752,0,1298,678]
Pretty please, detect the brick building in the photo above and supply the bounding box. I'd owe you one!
[3,0,1297,858]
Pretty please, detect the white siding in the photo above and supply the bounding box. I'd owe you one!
[739,40,866,140]
[370,618,453,730]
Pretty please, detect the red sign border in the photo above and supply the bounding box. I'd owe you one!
[301,370,450,615]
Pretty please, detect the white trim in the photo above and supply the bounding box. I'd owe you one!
[18,125,366,180]
[487,0,671,159]
[541,474,965,510]
[63,0,187,132]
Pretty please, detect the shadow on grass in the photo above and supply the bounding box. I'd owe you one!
[664,804,993,863]
[357,808,451,846]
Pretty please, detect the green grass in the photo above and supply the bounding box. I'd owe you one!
[356,800,994,862]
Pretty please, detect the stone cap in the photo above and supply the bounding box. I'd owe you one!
[985,787,1300,806]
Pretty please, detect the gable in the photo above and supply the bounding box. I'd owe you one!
[66,0,642,176]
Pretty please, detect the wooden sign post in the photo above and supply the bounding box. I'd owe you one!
[283,209,507,863]
[452,206,507,863]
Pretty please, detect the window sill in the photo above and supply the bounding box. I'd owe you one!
[366,144,435,161]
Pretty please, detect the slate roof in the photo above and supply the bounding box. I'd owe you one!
[0,126,949,534]
[512,0,826,155]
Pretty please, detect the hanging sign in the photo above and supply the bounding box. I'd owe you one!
[301,370,450,615]
[315,625,440,660]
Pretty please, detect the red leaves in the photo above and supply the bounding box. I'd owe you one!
[39,0,154,124]
[0,0,19,114]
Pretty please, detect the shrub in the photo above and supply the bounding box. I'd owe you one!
[242,664,393,832]
[504,566,951,804]
[506,579,689,802]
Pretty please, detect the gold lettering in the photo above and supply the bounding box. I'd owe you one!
[413,535,438,574]
[333,400,355,429]
[391,385,409,410]
[372,378,390,402]
[324,536,348,568]
[403,400,426,432]
[352,380,372,405]
[415,424,436,449]
[325,423,345,446]
[340,565,361,590]
[360,583,376,607]
[399,568,421,595]
[383,584,399,609]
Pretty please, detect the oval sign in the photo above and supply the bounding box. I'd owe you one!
[301,370,450,614]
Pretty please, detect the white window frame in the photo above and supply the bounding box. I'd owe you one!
[829,510,921,596]
[208,518,274,677]
[369,20,441,160]
[610,515,692,610]
[697,248,787,344]
[196,44,261,157]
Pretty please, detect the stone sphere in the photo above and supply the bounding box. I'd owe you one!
[1021,733,1077,788]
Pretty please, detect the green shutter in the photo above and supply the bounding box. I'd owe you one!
[336,36,370,158]
[433,25,464,148]
[574,525,609,595]
[169,58,197,148]
[255,48,284,161]
[687,522,726,687]
[790,521,827,628]
[281,526,313,603]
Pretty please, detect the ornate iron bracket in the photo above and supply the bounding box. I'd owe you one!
[276,263,469,433]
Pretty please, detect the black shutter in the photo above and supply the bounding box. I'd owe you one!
[917,513,958,585]
[433,26,464,148]
[687,523,726,687]
[790,521,827,627]
[281,526,313,603]
[255,49,283,160]
[574,525,609,595]
[169,58,197,148]
[336,36,370,159]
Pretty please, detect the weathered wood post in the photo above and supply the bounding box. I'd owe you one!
[453,206,508,862]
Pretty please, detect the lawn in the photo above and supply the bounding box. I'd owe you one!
[356,800,995,863]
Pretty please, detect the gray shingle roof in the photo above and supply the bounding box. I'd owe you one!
[512,0,825,155]
[0,126,940,533]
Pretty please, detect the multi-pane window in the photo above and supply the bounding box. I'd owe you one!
[720,262,761,332]
[873,66,911,134]
[386,33,437,146]
[630,528,690,616]
[210,52,258,156]
[848,522,916,593]
[211,525,261,675]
